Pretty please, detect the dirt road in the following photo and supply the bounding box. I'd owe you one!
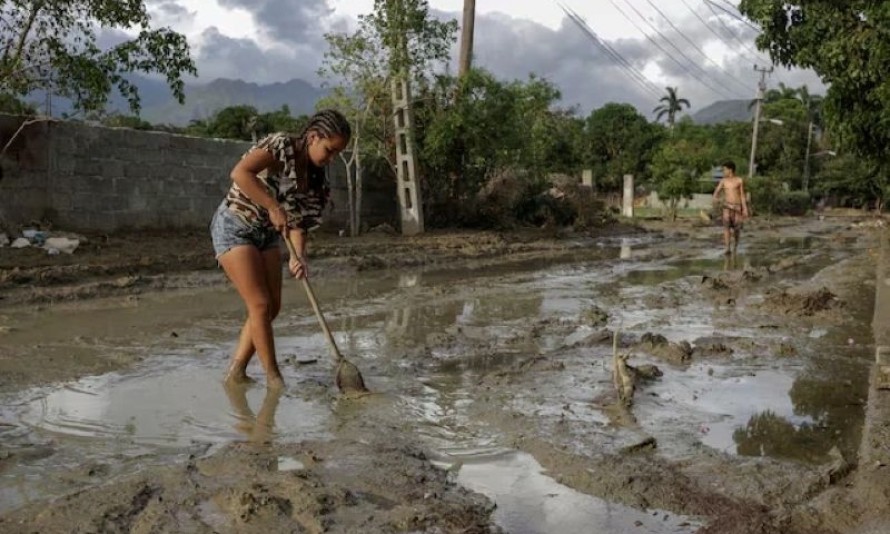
[0,215,886,533]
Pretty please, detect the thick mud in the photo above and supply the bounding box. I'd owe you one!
[0,216,886,533]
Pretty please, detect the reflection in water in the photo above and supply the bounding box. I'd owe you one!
[224,384,282,445]
[454,450,698,534]
[620,238,633,260]
[733,411,831,464]
[733,356,870,464]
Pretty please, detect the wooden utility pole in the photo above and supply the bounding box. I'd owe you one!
[747,64,773,179]
[458,0,476,76]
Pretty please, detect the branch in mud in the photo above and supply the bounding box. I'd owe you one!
[612,330,636,408]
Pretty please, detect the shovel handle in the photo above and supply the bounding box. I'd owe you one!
[281,234,343,363]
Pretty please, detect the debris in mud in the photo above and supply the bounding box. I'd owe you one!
[613,331,636,408]
[638,333,693,365]
[620,436,658,455]
[691,339,734,359]
[568,328,612,348]
[824,446,855,485]
[580,305,609,327]
[851,219,886,229]
[628,363,663,381]
[613,352,635,407]
[763,287,842,317]
[367,223,398,235]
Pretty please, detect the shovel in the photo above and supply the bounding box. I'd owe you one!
[282,235,368,395]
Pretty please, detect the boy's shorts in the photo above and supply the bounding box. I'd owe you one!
[210,203,280,259]
[722,203,744,229]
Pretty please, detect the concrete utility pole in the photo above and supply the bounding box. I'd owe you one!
[458,0,476,76]
[748,64,773,179]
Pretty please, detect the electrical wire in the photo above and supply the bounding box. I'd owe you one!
[642,0,754,93]
[557,1,663,99]
[607,0,740,100]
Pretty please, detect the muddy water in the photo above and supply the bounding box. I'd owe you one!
[0,225,876,532]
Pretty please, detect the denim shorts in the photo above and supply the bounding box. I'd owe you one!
[209,203,280,259]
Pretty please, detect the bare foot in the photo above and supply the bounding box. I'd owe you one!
[224,369,256,386]
[266,374,286,390]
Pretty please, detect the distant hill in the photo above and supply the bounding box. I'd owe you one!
[27,76,327,126]
[691,99,753,124]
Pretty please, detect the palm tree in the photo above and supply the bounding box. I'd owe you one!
[653,87,691,128]
[749,81,800,110]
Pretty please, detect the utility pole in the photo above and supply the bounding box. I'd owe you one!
[458,0,476,76]
[748,64,773,179]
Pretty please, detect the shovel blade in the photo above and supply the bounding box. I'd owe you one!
[335,359,368,394]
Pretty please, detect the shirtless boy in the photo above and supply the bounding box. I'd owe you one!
[712,161,749,255]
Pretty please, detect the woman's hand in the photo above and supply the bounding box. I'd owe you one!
[269,205,288,233]
[288,254,308,279]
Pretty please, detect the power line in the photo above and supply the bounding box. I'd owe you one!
[704,0,761,33]
[607,0,740,100]
[678,0,769,66]
[562,3,662,96]
[642,0,754,93]
[621,0,748,99]
[703,0,772,70]
[557,2,662,99]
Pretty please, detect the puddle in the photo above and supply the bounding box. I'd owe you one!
[442,449,698,534]
[0,225,878,528]
[16,356,331,448]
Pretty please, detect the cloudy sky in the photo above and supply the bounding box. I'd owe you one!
[144,0,824,115]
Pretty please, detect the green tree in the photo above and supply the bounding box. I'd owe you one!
[757,98,809,188]
[0,0,196,115]
[653,86,691,128]
[417,69,522,216]
[261,105,308,134]
[320,0,457,234]
[584,103,663,190]
[650,122,715,220]
[512,75,583,175]
[814,153,886,210]
[202,105,266,141]
[0,93,36,114]
[739,0,890,172]
[99,112,153,130]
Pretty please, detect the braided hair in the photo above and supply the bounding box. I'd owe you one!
[294,109,352,192]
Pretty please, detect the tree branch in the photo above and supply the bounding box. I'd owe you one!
[2,1,44,75]
[0,116,55,159]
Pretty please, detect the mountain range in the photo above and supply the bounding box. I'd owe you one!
[30,75,327,126]
[689,99,753,125]
[28,75,752,126]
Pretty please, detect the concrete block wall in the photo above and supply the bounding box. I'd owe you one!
[0,114,396,233]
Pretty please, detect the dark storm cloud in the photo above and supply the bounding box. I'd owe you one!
[176,2,824,116]
[195,27,322,84]
[443,8,825,116]
[216,0,333,44]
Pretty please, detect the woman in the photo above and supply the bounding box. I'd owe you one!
[210,109,351,389]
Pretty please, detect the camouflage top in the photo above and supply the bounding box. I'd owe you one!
[224,132,328,231]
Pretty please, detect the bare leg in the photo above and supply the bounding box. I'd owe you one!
[722,227,732,254]
[219,245,284,389]
[224,247,283,384]
[733,228,741,252]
